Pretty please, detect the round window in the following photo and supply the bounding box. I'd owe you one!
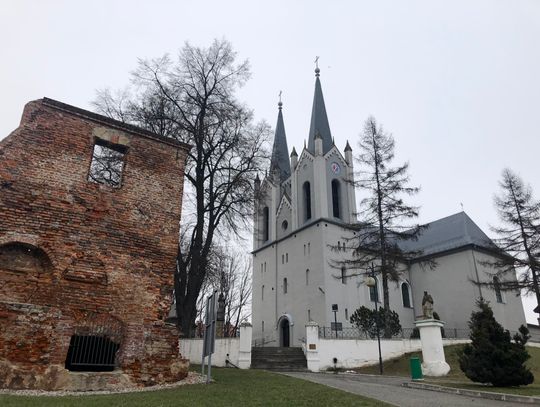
[282,220,288,230]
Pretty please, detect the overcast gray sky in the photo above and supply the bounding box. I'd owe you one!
[2,0,539,322]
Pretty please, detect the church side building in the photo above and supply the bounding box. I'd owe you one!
[251,68,526,348]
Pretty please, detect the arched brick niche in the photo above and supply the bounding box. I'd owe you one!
[0,242,53,274]
[0,242,54,303]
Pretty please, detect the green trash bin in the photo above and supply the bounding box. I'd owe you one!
[410,357,423,381]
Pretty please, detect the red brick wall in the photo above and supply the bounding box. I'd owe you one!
[0,99,190,390]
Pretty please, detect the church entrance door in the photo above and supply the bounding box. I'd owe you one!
[280,319,290,347]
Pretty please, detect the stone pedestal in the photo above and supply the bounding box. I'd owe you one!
[238,322,252,369]
[414,318,450,377]
[305,322,320,372]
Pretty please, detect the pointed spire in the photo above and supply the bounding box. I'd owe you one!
[270,94,291,182]
[307,62,333,154]
[290,146,297,157]
[345,140,352,152]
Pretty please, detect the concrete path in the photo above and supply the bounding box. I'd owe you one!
[282,372,524,407]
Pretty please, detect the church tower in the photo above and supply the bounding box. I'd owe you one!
[252,67,360,347]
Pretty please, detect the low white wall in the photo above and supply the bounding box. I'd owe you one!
[310,338,468,371]
[179,323,252,369]
[180,338,240,367]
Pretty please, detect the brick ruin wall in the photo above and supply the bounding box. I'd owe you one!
[0,100,190,390]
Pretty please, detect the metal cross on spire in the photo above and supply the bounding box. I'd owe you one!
[314,56,320,76]
[278,90,283,109]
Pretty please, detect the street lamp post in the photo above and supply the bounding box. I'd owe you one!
[365,264,383,375]
[331,304,339,338]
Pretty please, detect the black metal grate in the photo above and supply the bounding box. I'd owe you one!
[65,319,122,372]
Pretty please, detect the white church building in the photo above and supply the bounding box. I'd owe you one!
[251,67,526,348]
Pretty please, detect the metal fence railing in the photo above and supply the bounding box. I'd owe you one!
[318,326,472,340]
[252,336,277,347]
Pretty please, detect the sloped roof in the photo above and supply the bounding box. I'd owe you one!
[401,212,497,258]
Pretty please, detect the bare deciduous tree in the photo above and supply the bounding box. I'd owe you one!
[195,245,252,336]
[93,39,269,336]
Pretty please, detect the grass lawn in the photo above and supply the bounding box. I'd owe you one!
[0,367,390,407]
[355,344,540,396]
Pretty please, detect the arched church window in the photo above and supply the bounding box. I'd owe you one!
[303,182,312,221]
[332,179,341,219]
[369,278,379,303]
[401,282,411,308]
[262,207,269,241]
[262,285,265,301]
[306,269,310,285]
[341,267,346,284]
[494,276,503,303]
[283,278,288,294]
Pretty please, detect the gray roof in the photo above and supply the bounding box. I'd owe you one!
[270,105,291,182]
[307,72,333,154]
[401,212,497,258]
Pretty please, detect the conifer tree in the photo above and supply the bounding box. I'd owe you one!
[482,169,540,323]
[345,117,428,310]
[459,299,533,387]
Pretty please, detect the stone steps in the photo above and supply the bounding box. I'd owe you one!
[251,346,307,371]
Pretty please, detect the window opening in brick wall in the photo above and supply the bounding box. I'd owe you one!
[88,139,127,188]
[283,278,288,294]
[65,321,122,372]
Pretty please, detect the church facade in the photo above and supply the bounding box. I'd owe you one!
[251,68,526,347]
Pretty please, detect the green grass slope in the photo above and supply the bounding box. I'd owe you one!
[0,367,390,407]
[356,344,540,396]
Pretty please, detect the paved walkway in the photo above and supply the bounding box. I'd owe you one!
[282,372,524,407]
